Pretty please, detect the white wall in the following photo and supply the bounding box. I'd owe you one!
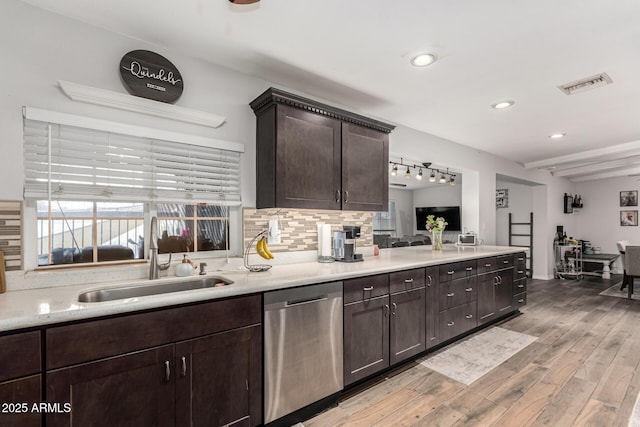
[389,188,413,237]
[576,177,640,273]
[3,0,581,280]
[495,181,534,246]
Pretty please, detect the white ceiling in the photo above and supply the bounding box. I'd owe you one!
[19,0,640,182]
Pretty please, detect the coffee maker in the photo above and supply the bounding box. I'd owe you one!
[334,225,364,262]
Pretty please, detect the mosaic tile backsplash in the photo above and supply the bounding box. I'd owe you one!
[243,208,373,253]
[0,202,22,271]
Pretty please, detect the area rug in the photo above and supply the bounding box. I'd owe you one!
[599,283,640,301]
[417,326,537,385]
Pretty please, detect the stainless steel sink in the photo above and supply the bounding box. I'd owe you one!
[78,276,234,303]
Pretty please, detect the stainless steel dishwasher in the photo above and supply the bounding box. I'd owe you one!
[264,281,343,424]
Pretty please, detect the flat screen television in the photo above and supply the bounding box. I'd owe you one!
[416,206,461,231]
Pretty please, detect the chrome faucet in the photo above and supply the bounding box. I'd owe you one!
[149,216,171,279]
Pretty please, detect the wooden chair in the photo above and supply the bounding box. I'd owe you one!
[618,240,630,290]
[625,245,640,299]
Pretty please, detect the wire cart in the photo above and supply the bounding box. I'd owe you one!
[554,242,583,279]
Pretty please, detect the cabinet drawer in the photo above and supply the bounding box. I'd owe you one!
[513,278,527,295]
[439,260,478,282]
[46,294,262,370]
[0,331,40,382]
[344,274,389,304]
[390,268,425,294]
[497,255,513,268]
[513,292,527,309]
[440,276,477,310]
[478,257,497,273]
[515,253,527,268]
[439,302,477,342]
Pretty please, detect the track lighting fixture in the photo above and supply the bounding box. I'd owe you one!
[389,159,457,185]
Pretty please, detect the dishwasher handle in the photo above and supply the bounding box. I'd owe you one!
[285,295,329,307]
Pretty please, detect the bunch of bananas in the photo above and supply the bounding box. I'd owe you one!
[256,236,274,260]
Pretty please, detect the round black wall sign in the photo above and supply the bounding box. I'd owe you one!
[119,50,184,104]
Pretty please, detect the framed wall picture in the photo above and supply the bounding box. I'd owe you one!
[620,190,638,207]
[496,189,508,209]
[620,210,638,226]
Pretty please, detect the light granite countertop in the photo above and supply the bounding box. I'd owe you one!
[0,245,525,333]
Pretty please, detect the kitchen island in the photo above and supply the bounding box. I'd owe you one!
[0,245,525,332]
[0,245,527,427]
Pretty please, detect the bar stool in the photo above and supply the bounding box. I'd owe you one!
[625,245,640,299]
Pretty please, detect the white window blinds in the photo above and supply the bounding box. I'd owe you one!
[23,108,243,205]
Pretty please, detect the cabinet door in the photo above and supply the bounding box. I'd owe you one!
[496,268,514,315]
[274,105,342,210]
[425,267,440,349]
[46,345,175,427]
[477,272,496,324]
[344,296,390,386]
[0,375,41,427]
[341,123,389,211]
[175,325,262,427]
[390,289,426,365]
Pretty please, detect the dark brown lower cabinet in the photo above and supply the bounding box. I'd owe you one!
[425,267,440,349]
[344,295,390,386]
[0,375,41,427]
[496,268,514,315]
[175,325,261,427]
[47,325,261,427]
[439,301,477,342]
[47,345,175,427]
[390,289,426,365]
[477,272,497,324]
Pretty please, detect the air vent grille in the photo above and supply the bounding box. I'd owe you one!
[558,72,612,95]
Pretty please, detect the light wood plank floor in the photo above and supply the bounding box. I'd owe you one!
[306,276,640,427]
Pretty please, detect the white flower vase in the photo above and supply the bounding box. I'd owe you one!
[432,230,443,251]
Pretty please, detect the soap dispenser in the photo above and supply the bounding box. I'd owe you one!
[175,254,195,277]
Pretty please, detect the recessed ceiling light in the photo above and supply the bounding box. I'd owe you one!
[491,100,515,109]
[549,133,566,139]
[410,53,438,67]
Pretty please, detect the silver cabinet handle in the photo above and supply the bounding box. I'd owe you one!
[485,263,492,267]
[498,276,503,284]
[427,275,432,286]
[518,270,524,274]
[493,276,499,286]
[363,286,374,291]
[165,361,171,382]
[392,302,397,315]
[384,304,390,317]
[344,190,349,203]
[447,292,455,297]
[465,287,473,292]
[518,299,525,303]
[465,314,473,319]
[503,260,509,264]
[181,356,187,377]
[518,284,525,288]
[466,267,473,271]
[404,278,414,283]
[447,270,455,275]
[335,190,341,203]
[447,321,455,327]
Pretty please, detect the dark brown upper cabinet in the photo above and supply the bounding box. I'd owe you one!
[250,88,394,211]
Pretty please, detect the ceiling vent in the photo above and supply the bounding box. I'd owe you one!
[558,72,613,95]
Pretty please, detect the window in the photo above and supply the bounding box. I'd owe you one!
[156,204,229,254]
[373,200,397,236]
[23,108,244,268]
[37,201,144,266]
